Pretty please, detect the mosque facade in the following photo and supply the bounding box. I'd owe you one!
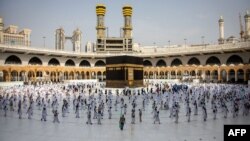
[0,5,250,84]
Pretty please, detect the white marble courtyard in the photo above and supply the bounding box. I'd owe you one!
[0,83,250,141]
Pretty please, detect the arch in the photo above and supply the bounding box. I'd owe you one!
[86,72,90,79]
[79,60,91,67]
[149,71,153,79]
[143,60,152,67]
[5,55,22,64]
[95,60,105,67]
[28,71,35,81]
[171,71,176,79]
[19,71,26,82]
[187,57,200,65]
[190,70,196,77]
[220,69,227,82]
[206,56,221,65]
[171,58,182,66]
[75,71,80,79]
[197,70,202,79]
[165,71,169,79]
[81,71,85,79]
[50,71,56,82]
[177,71,182,79]
[69,71,74,80]
[154,71,158,79]
[156,59,166,67]
[91,71,96,79]
[159,71,164,79]
[36,71,43,77]
[211,70,218,82]
[65,59,75,66]
[1,70,9,82]
[246,69,250,81]
[204,70,210,82]
[97,71,102,81]
[58,71,64,81]
[64,72,69,80]
[10,70,18,81]
[229,69,235,82]
[28,57,42,65]
[48,58,60,66]
[237,69,244,83]
[226,55,243,65]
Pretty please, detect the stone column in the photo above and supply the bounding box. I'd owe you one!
[235,71,238,82]
[244,70,247,82]
[218,70,221,81]
[226,71,229,82]
[17,72,19,81]
[175,71,177,79]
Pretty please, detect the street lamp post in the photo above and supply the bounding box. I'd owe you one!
[168,40,170,47]
[184,38,187,47]
[201,36,205,45]
[120,27,122,37]
[43,36,46,48]
[106,27,109,37]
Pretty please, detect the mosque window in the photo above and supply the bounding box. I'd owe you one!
[95,60,106,67]
[48,58,60,66]
[28,57,42,65]
[143,60,152,67]
[206,56,221,65]
[226,55,243,65]
[5,55,22,64]
[156,60,166,67]
[65,59,75,66]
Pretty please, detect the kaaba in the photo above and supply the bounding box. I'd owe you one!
[106,56,144,88]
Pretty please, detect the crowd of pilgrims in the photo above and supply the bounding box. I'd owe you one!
[0,82,250,130]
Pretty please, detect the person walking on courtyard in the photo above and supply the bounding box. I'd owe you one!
[17,100,22,119]
[86,110,92,125]
[26,105,33,119]
[139,109,142,122]
[131,108,135,124]
[41,106,47,121]
[154,110,160,124]
[119,114,126,130]
[53,110,60,123]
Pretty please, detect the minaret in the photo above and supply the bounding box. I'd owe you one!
[244,10,250,40]
[0,17,4,44]
[218,16,224,44]
[55,28,65,50]
[72,28,82,52]
[96,4,106,38]
[239,13,244,40]
[122,5,133,38]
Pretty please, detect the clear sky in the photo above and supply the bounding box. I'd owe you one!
[0,0,249,51]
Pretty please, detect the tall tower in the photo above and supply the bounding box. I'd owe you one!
[244,10,250,40]
[96,4,106,38]
[19,29,32,46]
[122,5,133,38]
[0,17,4,44]
[72,28,82,52]
[218,16,224,44]
[55,28,65,50]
